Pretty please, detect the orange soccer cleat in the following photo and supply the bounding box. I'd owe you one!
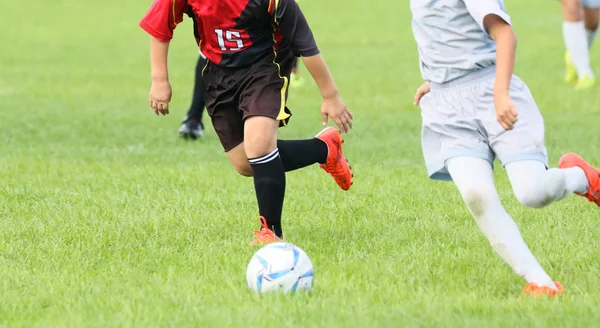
[559,152,600,206]
[248,216,281,247]
[315,127,353,191]
[523,281,564,297]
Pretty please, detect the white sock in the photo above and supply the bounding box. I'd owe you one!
[564,21,594,77]
[505,161,589,208]
[447,157,556,289]
[586,28,598,48]
[564,167,589,194]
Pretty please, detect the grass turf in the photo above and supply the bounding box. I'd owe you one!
[1,0,599,327]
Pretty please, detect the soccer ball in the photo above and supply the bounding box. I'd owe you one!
[246,242,314,294]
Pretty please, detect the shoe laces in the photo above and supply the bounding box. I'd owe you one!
[253,216,275,239]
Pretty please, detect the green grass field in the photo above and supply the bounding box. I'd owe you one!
[1,0,600,327]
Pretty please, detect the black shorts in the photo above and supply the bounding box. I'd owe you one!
[203,51,294,152]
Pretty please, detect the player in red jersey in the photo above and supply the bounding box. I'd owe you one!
[140,0,354,245]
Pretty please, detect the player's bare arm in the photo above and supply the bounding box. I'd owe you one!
[149,36,171,116]
[485,14,518,130]
[302,55,353,133]
[413,81,430,106]
[274,0,353,133]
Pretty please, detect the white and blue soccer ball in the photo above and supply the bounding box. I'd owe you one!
[246,242,314,294]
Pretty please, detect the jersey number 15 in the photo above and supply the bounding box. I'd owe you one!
[214,29,246,52]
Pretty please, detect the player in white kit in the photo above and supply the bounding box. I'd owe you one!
[562,0,599,89]
[411,0,600,297]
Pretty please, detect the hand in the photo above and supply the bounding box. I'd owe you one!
[149,80,172,116]
[320,94,353,133]
[494,91,518,130]
[414,81,431,105]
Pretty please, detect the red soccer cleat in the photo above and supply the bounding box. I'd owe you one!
[559,152,600,206]
[523,281,564,297]
[315,127,353,191]
[248,216,281,247]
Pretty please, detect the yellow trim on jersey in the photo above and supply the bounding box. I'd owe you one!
[172,0,178,26]
[201,48,209,76]
[271,0,290,125]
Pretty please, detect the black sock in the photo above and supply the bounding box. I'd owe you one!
[248,149,286,237]
[185,56,207,123]
[277,139,328,172]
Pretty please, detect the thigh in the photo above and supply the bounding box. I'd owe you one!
[204,62,244,152]
[239,53,294,126]
[420,90,493,181]
[447,157,499,210]
[505,160,547,197]
[484,76,548,168]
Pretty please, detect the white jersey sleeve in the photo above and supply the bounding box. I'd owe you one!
[462,0,511,33]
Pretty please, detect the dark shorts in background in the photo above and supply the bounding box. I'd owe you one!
[203,51,294,152]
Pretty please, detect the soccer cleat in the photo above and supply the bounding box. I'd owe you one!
[575,75,596,90]
[315,127,353,191]
[289,72,305,89]
[523,281,563,297]
[179,116,204,140]
[248,216,282,247]
[559,152,600,206]
[564,52,578,85]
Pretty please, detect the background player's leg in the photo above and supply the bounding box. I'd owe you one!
[562,0,595,87]
[289,56,305,88]
[447,157,557,289]
[583,7,600,47]
[179,56,207,139]
[245,116,286,238]
[505,160,588,208]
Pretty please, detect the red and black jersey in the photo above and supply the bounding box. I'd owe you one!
[140,0,319,68]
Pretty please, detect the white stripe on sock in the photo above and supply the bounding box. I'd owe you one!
[248,149,279,165]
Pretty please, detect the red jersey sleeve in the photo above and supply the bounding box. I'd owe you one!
[139,0,189,43]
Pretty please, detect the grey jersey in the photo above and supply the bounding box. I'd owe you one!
[411,0,511,84]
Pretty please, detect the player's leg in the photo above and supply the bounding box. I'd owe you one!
[562,0,595,88]
[244,116,287,242]
[490,75,600,207]
[289,56,305,88]
[223,136,338,176]
[447,157,561,294]
[422,73,560,296]
[179,56,207,139]
[244,53,352,190]
[583,6,599,47]
[505,160,591,208]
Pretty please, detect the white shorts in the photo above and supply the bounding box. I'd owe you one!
[420,66,548,181]
[582,0,600,8]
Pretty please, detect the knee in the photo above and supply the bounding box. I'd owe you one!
[244,117,278,158]
[512,172,565,208]
[562,0,582,19]
[461,188,492,218]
